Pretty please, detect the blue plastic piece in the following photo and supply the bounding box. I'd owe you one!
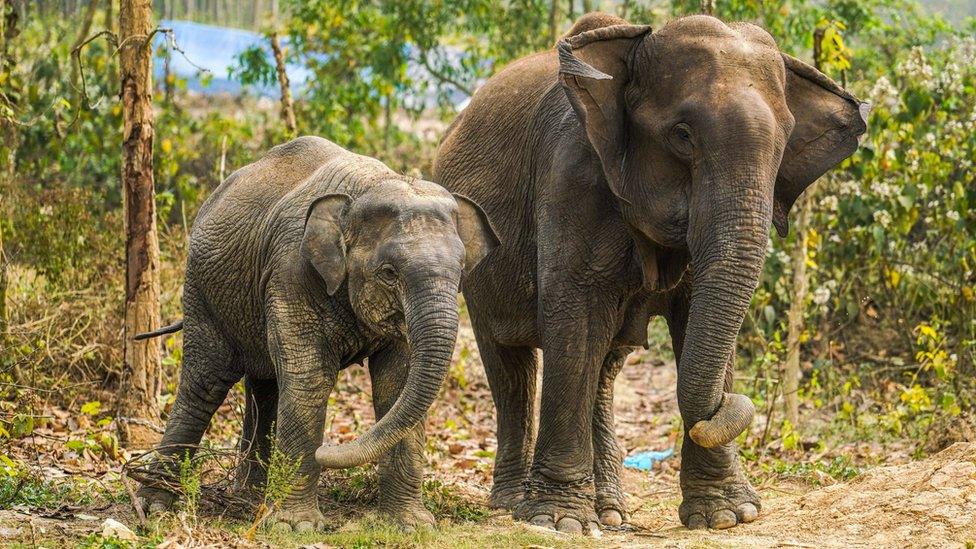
[623,448,674,471]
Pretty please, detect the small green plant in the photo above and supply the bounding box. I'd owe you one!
[262,438,303,509]
[246,430,304,538]
[178,451,201,522]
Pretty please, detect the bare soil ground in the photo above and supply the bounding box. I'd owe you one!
[2,320,975,548]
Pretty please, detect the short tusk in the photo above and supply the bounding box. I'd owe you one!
[688,392,755,448]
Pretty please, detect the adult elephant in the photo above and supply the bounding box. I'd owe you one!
[433,13,866,534]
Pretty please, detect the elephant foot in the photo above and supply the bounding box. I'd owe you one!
[679,452,760,530]
[595,498,628,527]
[379,501,436,531]
[268,502,327,533]
[136,485,178,515]
[488,481,524,510]
[514,474,600,536]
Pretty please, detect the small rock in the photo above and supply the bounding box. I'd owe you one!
[100,518,137,541]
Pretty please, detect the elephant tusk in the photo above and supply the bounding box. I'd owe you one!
[688,392,755,448]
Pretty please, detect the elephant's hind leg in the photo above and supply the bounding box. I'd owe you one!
[137,314,241,514]
[235,375,278,492]
[369,344,435,530]
[593,348,632,527]
[470,320,538,510]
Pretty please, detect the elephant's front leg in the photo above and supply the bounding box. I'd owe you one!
[368,344,435,530]
[666,291,760,530]
[266,305,336,533]
[592,348,632,527]
[514,287,618,535]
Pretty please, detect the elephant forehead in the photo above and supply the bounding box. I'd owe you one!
[637,32,785,99]
[350,183,455,222]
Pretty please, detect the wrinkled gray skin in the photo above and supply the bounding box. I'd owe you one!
[434,14,866,535]
[136,136,498,531]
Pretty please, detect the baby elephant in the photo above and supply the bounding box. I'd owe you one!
[135,136,498,531]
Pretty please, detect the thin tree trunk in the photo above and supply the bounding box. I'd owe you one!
[70,0,100,108]
[783,193,810,427]
[118,0,162,450]
[1,0,20,178]
[782,28,826,429]
[581,0,591,13]
[700,0,715,15]
[270,31,296,136]
[0,196,11,384]
[106,0,117,83]
[547,0,561,44]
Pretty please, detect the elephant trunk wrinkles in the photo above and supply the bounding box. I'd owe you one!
[679,174,771,449]
[316,278,459,468]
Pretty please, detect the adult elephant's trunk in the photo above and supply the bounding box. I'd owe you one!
[316,277,459,468]
[678,164,773,448]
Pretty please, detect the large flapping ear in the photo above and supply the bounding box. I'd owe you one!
[557,24,652,201]
[774,54,870,236]
[452,194,500,275]
[301,194,352,296]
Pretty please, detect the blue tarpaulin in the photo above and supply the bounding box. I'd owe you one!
[623,448,674,471]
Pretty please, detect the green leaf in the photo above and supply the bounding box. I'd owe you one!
[80,401,102,416]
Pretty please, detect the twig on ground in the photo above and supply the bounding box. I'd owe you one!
[121,472,147,527]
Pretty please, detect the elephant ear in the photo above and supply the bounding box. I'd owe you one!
[302,194,352,296]
[452,193,500,275]
[774,54,870,237]
[557,24,652,200]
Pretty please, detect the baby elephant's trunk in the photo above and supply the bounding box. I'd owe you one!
[315,281,459,468]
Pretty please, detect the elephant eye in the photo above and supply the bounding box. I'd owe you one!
[669,123,694,158]
[376,264,398,286]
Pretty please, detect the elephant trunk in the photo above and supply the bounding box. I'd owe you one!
[678,165,773,448]
[316,277,459,468]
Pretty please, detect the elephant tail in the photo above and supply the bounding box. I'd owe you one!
[133,320,184,341]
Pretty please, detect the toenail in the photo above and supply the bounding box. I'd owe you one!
[555,517,583,534]
[687,513,708,529]
[294,520,314,533]
[737,502,759,523]
[529,514,555,529]
[709,509,738,529]
[599,509,623,526]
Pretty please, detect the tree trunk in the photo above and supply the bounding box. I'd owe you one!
[547,0,561,44]
[0,195,10,384]
[1,0,20,179]
[700,0,715,15]
[270,31,296,136]
[118,0,162,450]
[70,0,101,109]
[782,28,826,430]
[783,193,810,427]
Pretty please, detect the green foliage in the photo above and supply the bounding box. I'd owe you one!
[261,432,304,508]
[179,451,202,520]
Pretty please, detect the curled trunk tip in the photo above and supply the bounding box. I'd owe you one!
[688,392,755,448]
[316,441,370,469]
